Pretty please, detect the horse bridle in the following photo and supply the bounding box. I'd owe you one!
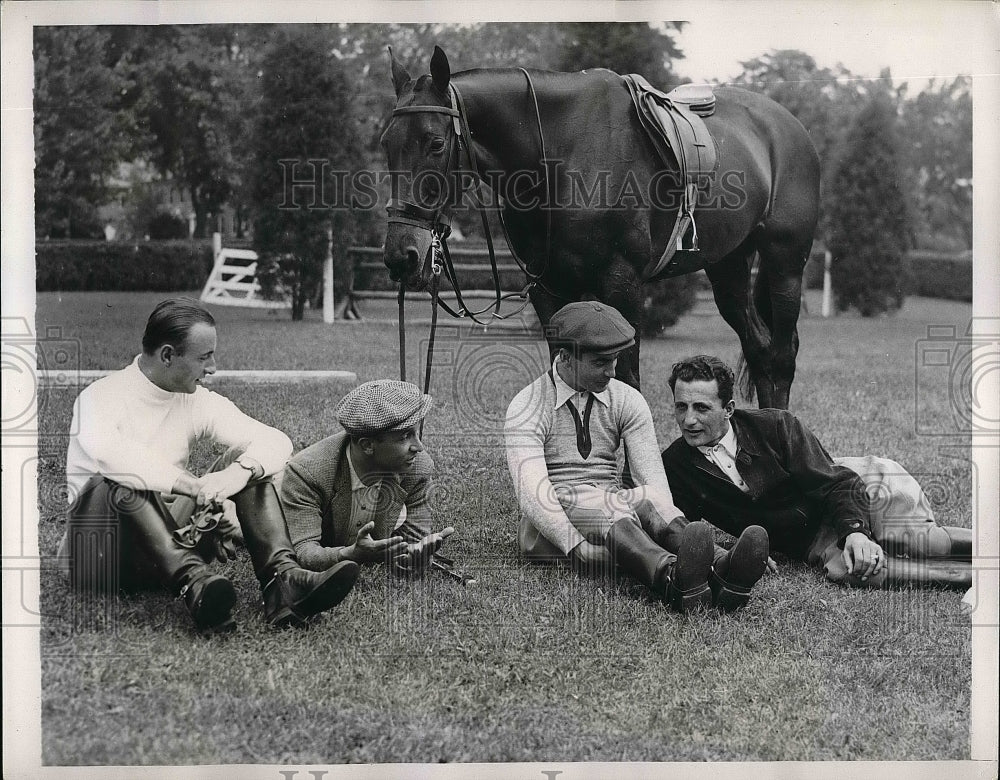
[385,101,459,246]
[387,70,553,406]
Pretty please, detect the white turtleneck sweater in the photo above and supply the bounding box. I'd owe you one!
[65,356,292,501]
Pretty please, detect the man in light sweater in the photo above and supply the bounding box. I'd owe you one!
[59,297,359,635]
[281,380,453,576]
[504,302,770,613]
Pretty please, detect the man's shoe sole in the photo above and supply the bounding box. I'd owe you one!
[713,525,769,612]
[191,576,238,634]
[289,560,360,619]
[672,521,715,613]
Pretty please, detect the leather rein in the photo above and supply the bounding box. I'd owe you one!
[388,71,554,404]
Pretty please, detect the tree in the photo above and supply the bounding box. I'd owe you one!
[731,51,920,255]
[555,22,685,86]
[121,25,263,237]
[898,77,972,250]
[250,26,365,321]
[34,27,134,238]
[827,97,910,316]
[732,50,851,166]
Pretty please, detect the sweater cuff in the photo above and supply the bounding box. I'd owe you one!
[837,519,872,547]
[561,527,587,557]
[294,541,344,572]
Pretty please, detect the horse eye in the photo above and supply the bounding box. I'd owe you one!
[428,138,446,154]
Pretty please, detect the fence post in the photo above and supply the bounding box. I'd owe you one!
[821,250,833,317]
[323,224,335,324]
[212,231,222,261]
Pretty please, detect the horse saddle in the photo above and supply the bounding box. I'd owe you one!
[622,74,718,280]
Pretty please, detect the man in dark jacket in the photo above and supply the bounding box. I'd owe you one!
[661,355,972,589]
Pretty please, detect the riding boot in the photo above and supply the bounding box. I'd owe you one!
[942,527,973,561]
[640,510,732,561]
[877,557,973,590]
[605,518,715,613]
[232,479,359,627]
[639,512,687,552]
[823,549,972,590]
[70,480,236,635]
[710,525,770,612]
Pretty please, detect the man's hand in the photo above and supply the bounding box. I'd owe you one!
[842,532,885,581]
[392,526,455,576]
[218,499,243,545]
[195,465,252,507]
[343,521,409,564]
[570,539,614,579]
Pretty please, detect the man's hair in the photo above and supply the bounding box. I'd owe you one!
[141,297,215,355]
[668,355,735,405]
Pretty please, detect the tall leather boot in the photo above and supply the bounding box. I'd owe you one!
[878,557,972,590]
[232,480,359,627]
[70,479,236,635]
[942,527,973,561]
[823,548,972,590]
[639,511,687,552]
[710,525,770,612]
[640,510,731,562]
[605,518,715,613]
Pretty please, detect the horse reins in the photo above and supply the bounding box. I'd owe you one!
[390,70,556,405]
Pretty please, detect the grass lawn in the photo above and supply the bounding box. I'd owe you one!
[34,290,974,764]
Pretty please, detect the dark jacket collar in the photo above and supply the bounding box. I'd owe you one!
[730,411,762,456]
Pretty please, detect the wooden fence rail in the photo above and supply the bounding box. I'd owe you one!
[340,245,531,323]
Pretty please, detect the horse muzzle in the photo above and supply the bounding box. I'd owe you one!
[385,201,450,290]
[384,233,432,290]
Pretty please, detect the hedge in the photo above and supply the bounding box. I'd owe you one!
[36,240,214,292]
[803,248,971,302]
[34,240,974,304]
[906,251,972,302]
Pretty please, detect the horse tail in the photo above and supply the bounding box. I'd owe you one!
[735,251,767,404]
[735,352,756,405]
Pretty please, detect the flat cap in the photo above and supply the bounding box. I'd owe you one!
[549,301,636,355]
[335,380,433,436]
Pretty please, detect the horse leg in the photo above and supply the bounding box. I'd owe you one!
[705,244,774,407]
[529,284,567,366]
[755,236,808,409]
[599,255,643,391]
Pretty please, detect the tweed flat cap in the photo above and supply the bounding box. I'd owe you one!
[336,380,433,436]
[549,301,636,355]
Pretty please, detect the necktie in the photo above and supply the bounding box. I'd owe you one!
[565,394,595,459]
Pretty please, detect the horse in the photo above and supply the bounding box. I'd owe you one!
[380,46,821,409]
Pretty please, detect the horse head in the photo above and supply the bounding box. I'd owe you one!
[380,46,460,291]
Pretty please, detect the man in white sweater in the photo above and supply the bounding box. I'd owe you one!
[59,298,359,634]
[504,301,770,613]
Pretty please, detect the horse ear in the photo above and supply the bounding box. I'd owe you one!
[388,46,411,98]
[430,45,451,94]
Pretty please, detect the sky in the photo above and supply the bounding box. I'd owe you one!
[666,2,998,90]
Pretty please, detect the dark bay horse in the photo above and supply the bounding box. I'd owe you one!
[381,47,820,409]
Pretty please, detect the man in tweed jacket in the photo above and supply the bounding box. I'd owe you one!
[281,380,453,575]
